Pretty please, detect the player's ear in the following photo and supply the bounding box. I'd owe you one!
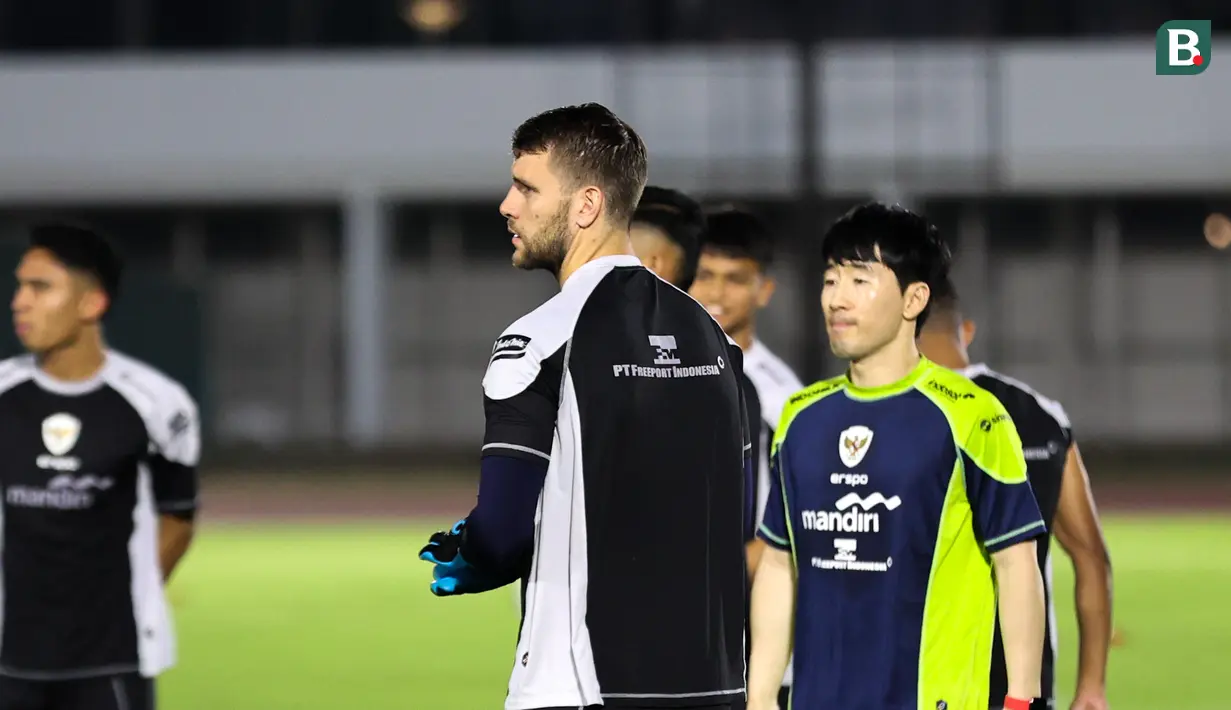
[78,285,109,322]
[961,318,977,348]
[756,274,776,308]
[902,281,930,320]
[575,186,602,230]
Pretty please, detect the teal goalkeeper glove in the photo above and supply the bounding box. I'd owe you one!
[418,519,513,596]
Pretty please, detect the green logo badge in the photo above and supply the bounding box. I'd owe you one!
[1156,20,1212,75]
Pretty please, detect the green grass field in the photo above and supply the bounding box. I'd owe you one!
[160,516,1229,709]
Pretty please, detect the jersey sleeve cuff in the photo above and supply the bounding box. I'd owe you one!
[983,520,1047,553]
[480,442,552,463]
[757,524,791,551]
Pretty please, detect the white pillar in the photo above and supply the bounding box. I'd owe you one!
[341,185,389,448]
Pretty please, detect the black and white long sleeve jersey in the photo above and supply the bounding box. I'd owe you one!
[482,255,750,710]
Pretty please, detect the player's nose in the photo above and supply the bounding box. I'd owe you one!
[826,280,857,309]
[498,189,518,221]
[825,295,854,316]
[11,287,31,313]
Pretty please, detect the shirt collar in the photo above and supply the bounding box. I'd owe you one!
[562,254,643,289]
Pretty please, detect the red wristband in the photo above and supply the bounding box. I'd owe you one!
[1004,697,1032,710]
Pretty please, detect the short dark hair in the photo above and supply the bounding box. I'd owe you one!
[925,276,962,328]
[701,205,775,271]
[28,223,123,307]
[821,202,951,333]
[632,186,705,290]
[511,103,648,228]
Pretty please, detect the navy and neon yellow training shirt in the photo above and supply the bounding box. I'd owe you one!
[757,357,1046,710]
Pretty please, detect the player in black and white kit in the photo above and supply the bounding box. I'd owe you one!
[629,185,706,291]
[0,225,199,710]
[417,104,751,710]
[918,278,1113,710]
[688,207,802,710]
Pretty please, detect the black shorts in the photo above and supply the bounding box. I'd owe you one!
[0,672,154,710]
[777,685,790,709]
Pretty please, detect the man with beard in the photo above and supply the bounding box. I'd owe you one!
[418,103,752,710]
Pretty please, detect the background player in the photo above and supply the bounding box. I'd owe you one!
[419,103,751,710]
[629,185,706,290]
[0,224,199,710]
[918,279,1113,710]
[689,206,801,709]
[748,203,1047,710]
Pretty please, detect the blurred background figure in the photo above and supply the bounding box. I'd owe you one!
[0,224,198,710]
[630,185,706,290]
[0,2,1225,709]
[919,278,1113,710]
[690,205,802,710]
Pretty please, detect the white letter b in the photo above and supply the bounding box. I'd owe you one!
[1169,29,1201,66]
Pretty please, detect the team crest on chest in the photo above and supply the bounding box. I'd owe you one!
[42,413,82,457]
[838,425,874,468]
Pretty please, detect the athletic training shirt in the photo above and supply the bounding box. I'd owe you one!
[964,364,1073,708]
[741,339,803,689]
[485,255,750,710]
[743,339,804,529]
[0,352,199,679]
[758,357,1046,710]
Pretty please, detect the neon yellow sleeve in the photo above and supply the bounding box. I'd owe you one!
[919,373,1045,552]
